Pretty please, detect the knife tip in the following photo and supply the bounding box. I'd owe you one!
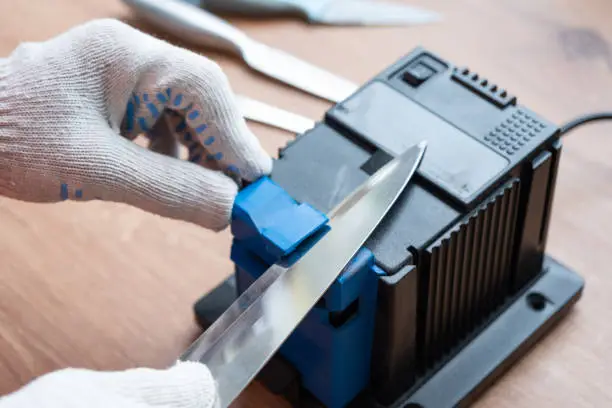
[417,140,428,150]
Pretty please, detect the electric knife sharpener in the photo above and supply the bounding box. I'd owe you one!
[193,47,585,408]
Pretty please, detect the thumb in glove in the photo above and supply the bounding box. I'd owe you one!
[0,18,272,230]
[0,361,219,408]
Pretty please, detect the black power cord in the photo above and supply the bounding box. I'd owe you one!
[560,112,612,136]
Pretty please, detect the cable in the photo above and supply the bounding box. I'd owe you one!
[560,112,612,136]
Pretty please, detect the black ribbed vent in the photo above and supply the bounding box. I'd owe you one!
[421,179,520,369]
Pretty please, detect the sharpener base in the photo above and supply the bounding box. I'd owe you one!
[193,254,584,408]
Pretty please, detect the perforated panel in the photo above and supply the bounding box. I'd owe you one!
[484,109,548,157]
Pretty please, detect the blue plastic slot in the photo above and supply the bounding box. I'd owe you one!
[231,177,328,265]
[230,177,380,408]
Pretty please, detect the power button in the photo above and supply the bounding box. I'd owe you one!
[402,62,436,87]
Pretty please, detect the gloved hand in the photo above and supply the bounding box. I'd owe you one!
[0,18,272,230]
[0,361,218,408]
[0,18,271,406]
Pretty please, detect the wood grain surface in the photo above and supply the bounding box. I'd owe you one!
[1,0,612,407]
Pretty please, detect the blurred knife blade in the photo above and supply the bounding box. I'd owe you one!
[241,41,358,103]
[314,0,442,26]
[236,95,315,134]
[122,0,359,103]
[199,0,441,27]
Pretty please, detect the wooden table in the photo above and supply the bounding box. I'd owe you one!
[1,0,612,406]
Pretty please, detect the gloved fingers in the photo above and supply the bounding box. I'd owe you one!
[122,91,189,139]
[117,40,272,182]
[121,84,266,182]
[101,362,218,408]
[73,126,241,231]
[163,112,230,173]
[141,112,225,177]
[0,363,218,408]
[0,368,133,408]
[0,18,270,229]
[0,128,238,232]
[145,112,182,159]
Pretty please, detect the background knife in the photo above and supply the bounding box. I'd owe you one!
[198,0,442,27]
[179,141,427,407]
[122,0,359,103]
[236,95,315,134]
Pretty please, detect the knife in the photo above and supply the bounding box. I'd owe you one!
[198,0,442,27]
[236,94,315,134]
[122,0,359,103]
[179,140,427,407]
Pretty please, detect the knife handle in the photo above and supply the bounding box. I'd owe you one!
[201,0,313,18]
[122,0,252,55]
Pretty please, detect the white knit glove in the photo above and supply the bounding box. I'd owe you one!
[0,18,272,230]
[0,18,273,407]
[0,362,218,408]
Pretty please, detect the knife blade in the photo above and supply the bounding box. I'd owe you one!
[122,0,359,103]
[235,95,315,134]
[179,140,427,407]
[314,0,442,26]
[199,0,442,27]
[240,41,357,103]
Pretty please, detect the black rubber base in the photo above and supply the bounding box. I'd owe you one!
[193,254,584,408]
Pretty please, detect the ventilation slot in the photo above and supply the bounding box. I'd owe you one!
[451,66,516,108]
[421,179,520,369]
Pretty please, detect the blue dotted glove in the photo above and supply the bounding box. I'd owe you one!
[0,18,272,230]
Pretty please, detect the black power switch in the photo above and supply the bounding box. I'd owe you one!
[402,62,436,87]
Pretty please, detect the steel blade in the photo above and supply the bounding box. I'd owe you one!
[180,141,427,407]
[241,40,358,103]
[313,0,441,26]
[235,94,315,134]
[122,0,358,103]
